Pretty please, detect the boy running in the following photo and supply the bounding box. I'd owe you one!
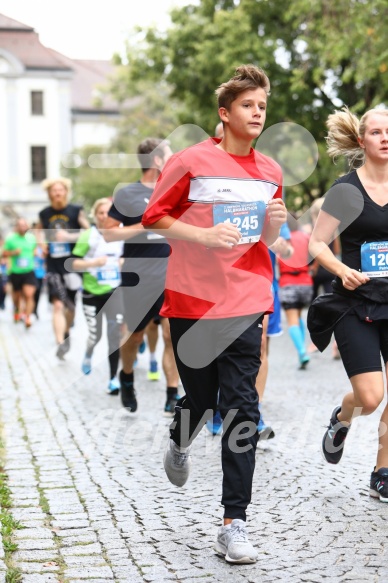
[142,65,286,563]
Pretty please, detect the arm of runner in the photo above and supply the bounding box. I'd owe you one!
[34,221,48,255]
[72,256,107,271]
[262,198,287,247]
[53,209,90,243]
[309,209,368,290]
[143,215,241,248]
[269,236,293,259]
[2,247,21,257]
[102,216,145,242]
[77,209,90,230]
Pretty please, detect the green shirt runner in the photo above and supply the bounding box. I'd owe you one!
[3,232,37,274]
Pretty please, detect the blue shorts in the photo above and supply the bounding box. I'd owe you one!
[267,290,283,337]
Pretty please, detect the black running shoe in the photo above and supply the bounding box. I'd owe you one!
[119,371,137,412]
[62,333,71,354]
[370,467,388,502]
[322,405,350,464]
[164,393,180,417]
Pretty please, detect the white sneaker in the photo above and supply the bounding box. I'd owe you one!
[163,439,191,487]
[215,519,258,564]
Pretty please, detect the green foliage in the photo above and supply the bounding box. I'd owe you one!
[5,568,22,583]
[66,0,388,211]
[0,471,23,583]
[63,81,182,211]
[116,0,388,209]
[62,144,139,212]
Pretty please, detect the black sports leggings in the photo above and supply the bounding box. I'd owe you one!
[82,289,123,379]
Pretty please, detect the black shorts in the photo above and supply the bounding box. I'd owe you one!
[334,314,388,378]
[279,285,313,310]
[46,272,78,308]
[123,292,164,333]
[9,271,37,291]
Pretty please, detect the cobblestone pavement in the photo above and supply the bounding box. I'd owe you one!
[0,294,388,582]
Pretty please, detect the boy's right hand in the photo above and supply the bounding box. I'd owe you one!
[200,223,241,248]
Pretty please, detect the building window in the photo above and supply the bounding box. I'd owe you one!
[31,91,44,115]
[31,146,47,182]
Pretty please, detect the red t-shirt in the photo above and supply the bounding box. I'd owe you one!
[278,230,313,287]
[142,138,283,319]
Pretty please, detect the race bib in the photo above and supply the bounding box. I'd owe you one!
[213,201,266,244]
[17,258,29,269]
[361,241,388,277]
[96,257,120,288]
[49,242,70,258]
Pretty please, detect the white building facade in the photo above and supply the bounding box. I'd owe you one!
[0,14,119,223]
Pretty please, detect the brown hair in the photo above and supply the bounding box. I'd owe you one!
[326,106,388,168]
[215,64,271,110]
[137,138,170,173]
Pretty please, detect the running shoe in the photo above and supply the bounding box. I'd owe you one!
[214,519,258,564]
[322,405,350,464]
[206,410,223,435]
[119,370,137,412]
[299,353,310,369]
[257,410,275,441]
[163,439,191,487]
[24,316,32,329]
[56,343,67,360]
[147,360,160,381]
[14,310,20,323]
[107,376,120,396]
[164,393,180,417]
[55,331,71,360]
[370,467,388,502]
[138,340,146,354]
[81,355,92,375]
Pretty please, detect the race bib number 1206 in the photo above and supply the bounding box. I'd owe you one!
[361,241,388,277]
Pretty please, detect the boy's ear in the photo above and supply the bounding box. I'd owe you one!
[218,107,229,123]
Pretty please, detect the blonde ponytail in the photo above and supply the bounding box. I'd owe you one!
[326,107,364,169]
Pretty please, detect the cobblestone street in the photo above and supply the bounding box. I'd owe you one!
[0,295,388,582]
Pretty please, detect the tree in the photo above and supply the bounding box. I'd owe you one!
[118,0,388,211]
[62,144,138,211]
[62,78,182,211]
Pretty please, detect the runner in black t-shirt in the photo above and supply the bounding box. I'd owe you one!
[38,177,89,359]
[309,106,388,501]
[104,138,180,415]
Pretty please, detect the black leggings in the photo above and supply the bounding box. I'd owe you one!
[82,289,124,379]
[169,314,263,521]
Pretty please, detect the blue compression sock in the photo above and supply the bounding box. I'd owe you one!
[289,325,305,357]
[299,317,305,343]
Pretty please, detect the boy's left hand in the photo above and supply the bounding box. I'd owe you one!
[267,198,287,228]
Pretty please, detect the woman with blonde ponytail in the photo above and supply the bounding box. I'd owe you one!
[308,106,388,500]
